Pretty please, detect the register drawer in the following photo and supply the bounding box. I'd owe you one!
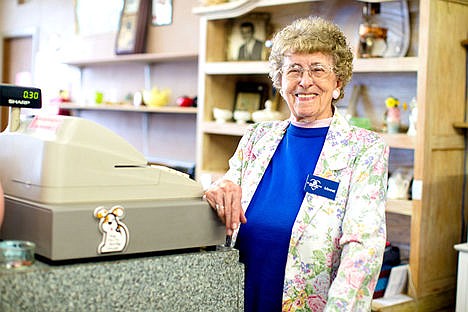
[0,195,225,261]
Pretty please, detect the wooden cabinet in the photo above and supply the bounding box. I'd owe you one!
[194,0,468,310]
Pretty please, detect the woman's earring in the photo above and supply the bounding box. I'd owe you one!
[332,89,340,99]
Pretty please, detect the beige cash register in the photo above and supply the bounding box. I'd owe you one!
[0,84,224,261]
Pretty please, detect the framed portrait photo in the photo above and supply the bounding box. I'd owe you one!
[233,82,269,114]
[115,0,149,55]
[226,13,271,62]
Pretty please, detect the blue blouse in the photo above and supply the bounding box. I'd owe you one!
[236,124,329,311]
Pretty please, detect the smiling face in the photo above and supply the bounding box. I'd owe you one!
[281,52,341,123]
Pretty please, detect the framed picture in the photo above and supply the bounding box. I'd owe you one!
[152,0,173,26]
[74,0,123,37]
[226,13,271,61]
[233,82,269,114]
[115,0,149,55]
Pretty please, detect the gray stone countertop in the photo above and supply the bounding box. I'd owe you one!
[0,248,244,312]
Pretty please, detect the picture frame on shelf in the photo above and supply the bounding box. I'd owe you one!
[115,0,149,55]
[74,0,124,37]
[226,13,271,61]
[152,0,173,26]
[233,82,268,114]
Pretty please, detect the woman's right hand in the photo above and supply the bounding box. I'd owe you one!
[203,179,247,236]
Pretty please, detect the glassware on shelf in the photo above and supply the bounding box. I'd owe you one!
[358,2,388,58]
[357,0,410,58]
[233,110,251,124]
[213,107,233,123]
[252,100,283,122]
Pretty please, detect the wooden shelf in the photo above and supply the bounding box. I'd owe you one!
[202,121,247,136]
[354,57,419,73]
[379,133,416,150]
[203,121,416,149]
[386,199,413,216]
[62,52,198,67]
[59,103,198,114]
[372,295,415,311]
[202,57,418,75]
[453,121,468,129]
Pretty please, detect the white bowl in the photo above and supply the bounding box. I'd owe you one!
[233,110,251,124]
[213,107,233,123]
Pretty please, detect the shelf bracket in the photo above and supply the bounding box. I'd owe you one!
[144,64,151,90]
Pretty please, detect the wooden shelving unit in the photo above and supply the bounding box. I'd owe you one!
[194,0,468,310]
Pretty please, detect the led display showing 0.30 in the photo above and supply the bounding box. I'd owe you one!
[0,84,42,109]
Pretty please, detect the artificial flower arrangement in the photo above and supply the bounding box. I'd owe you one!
[385,96,405,133]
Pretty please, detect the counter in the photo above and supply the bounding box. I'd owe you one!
[0,248,244,311]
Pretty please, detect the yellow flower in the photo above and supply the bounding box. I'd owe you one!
[385,96,399,108]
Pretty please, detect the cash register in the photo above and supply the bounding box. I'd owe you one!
[0,84,224,261]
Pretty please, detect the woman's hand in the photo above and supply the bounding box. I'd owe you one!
[204,179,247,236]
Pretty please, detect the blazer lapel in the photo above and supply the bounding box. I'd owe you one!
[289,111,353,248]
[241,120,289,208]
[315,111,352,177]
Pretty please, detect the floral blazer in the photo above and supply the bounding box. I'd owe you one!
[223,110,389,311]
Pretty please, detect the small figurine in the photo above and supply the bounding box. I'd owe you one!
[407,97,418,136]
[385,96,400,133]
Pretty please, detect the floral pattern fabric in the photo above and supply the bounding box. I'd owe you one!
[223,110,389,311]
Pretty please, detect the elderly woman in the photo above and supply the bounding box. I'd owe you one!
[204,17,388,311]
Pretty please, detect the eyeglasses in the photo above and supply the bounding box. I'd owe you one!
[281,63,335,81]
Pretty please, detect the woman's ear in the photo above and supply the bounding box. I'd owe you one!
[335,79,342,89]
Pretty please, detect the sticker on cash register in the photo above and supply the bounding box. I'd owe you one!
[94,205,129,254]
[28,115,63,135]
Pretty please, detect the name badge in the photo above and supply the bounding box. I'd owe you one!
[304,174,339,200]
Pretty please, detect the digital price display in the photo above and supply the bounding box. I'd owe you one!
[0,84,42,109]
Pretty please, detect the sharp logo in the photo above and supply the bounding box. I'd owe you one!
[8,99,30,105]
